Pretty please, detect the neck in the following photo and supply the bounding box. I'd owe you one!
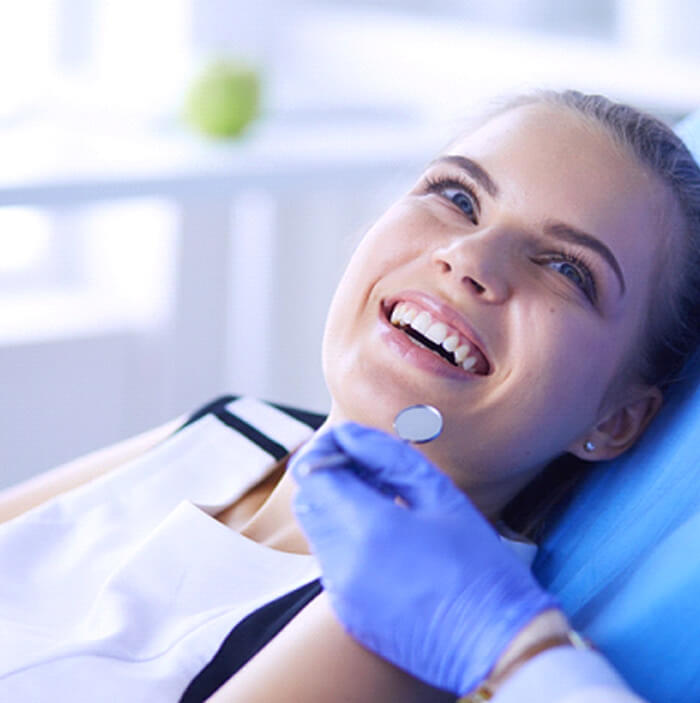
[236,412,540,551]
[238,453,314,554]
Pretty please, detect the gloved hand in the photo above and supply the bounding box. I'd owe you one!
[290,422,557,696]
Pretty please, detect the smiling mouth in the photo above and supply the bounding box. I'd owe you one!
[387,301,490,375]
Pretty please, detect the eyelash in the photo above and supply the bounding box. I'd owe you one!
[420,173,599,304]
[423,174,480,224]
[538,250,598,304]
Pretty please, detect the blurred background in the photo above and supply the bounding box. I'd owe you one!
[2,0,700,488]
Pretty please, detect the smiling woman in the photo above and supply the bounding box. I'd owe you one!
[1,90,699,703]
[321,94,677,522]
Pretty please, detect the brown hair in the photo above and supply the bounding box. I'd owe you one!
[497,90,700,538]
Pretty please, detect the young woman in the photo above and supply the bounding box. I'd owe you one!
[1,90,699,702]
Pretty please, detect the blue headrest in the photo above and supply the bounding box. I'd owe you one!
[534,109,700,703]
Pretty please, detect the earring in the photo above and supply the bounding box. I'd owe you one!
[584,440,596,453]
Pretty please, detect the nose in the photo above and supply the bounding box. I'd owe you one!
[431,230,513,303]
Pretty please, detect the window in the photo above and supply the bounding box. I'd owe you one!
[0,199,177,343]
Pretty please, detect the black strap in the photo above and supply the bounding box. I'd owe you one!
[179,395,240,429]
[213,411,289,461]
[270,401,326,430]
[179,579,323,702]
[178,396,326,462]
[182,396,325,433]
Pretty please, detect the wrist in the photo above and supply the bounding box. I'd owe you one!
[490,608,571,683]
[458,609,590,702]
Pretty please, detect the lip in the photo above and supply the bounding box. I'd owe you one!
[380,290,493,378]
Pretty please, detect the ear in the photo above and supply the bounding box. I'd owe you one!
[568,385,664,461]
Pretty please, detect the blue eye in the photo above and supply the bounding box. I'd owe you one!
[542,253,598,303]
[445,188,476,219]
[423,176,479,224]
[552,261,584,286]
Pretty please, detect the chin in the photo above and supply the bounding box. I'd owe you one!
[325,369,400,432]
[326,392,396,434]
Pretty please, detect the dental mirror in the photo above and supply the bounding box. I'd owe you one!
[393,404,443,443]
[300,404,443,474]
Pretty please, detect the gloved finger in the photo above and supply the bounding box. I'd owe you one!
[291,428,405,498]
[332,422,469,512]
[292,462,397,547]
[289,429,350,482]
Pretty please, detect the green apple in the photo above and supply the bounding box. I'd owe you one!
[184,59,261,138]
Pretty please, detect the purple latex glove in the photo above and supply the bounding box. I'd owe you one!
[290,422,557,696]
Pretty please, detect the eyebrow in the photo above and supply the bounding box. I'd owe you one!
[543,222,626,296]
[430,154,626,297]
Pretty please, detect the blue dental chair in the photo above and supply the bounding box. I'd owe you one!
[534,108,700,703]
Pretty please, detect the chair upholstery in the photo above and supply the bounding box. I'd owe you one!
[534,109,700,703]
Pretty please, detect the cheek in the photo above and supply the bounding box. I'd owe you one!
[352,207,428,271]
[325,206,429,328]
[496,310,613,441]
[320,231,387,381]
[321,206,431,401]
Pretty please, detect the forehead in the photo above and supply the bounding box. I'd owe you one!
[448,104,653,213]
[445,104,668,313]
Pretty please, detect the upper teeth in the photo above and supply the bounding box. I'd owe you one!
[390,302,481,372]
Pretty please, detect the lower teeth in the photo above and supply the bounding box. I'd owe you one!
[407,335,430,350]
[404,329,457,366]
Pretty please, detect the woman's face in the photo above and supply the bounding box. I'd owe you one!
[322,104,667,515]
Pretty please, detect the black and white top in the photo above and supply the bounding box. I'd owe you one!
[0,396,324,703]
[0,395,536,702]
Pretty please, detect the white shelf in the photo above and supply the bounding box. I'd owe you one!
[0,115,438,207]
